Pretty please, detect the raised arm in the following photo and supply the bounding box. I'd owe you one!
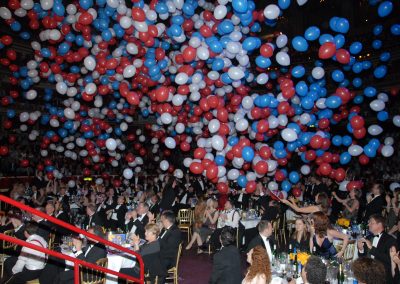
[328,229,349,258]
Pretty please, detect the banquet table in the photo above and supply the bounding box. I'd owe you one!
[240,216,261,230]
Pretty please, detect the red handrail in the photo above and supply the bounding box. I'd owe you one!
[0,195,145,283]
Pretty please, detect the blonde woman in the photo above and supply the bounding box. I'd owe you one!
[186,198,219,252]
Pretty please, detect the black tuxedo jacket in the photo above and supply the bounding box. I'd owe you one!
[246,233,276,253]
[159,224,181,262]
[149,202,160,215]
[193,179,205,197]
[209,245,242,284]
[36,219,52,242]
[126,219,145,239]
[159,185,176,211]
[359,232,397,284]
[78,243,107,264]
[53,211,70,236]
[83,212,104,229]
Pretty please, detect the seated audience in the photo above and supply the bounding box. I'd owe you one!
[124,210,145,239]
[358,214,397,283]
[242,245,271,284]
[2,222,47,284]
[210,227,242,284]
[83,203,104,229]
[159,210,181,270]
[352,257,386,284]
[299,256,327,284]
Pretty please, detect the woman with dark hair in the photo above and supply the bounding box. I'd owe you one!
[332,189,361,221]
[242,245,272,284]
[310,212,349,259]
[281,192,330,215]
[289,218,310,252]
[352,257,386,284]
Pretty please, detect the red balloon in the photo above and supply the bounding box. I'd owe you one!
[20,159,29,168]
[260,44,273,57]
[335,168,346,182]
[310,135,323,149]
[358,154,370,165]
[318,42,336,59]
[182,46,196,62]
[254,161,268,175]
[350,115,364,130]
[353,127,366,139]
[319,163,332,176]
[335,49,350,64]
[78,12,93,25]
[292,188,302,198]
[206,165,218,179]
[274,170,285,182]
[245,181,257,194]
[131,7,146,21]
[217,182,229,194]
[156,87,169,102]
[194,148,206,159]
[0,146,9,156]
[259,146,271,159]
[190,162,204,175]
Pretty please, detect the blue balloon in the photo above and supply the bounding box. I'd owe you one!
[319,34,334,45]
[228,136,239,146]
[352,62,363,74]
[364,145,376,158]
[291,65,305,78]
[364,86,377,97]
[340,152,351,165]
[291,36,308,52]
[374,65,387,79]
[242,37,260,51]
[325,96,342,108]
[352,78,362,88]
[373,25,383,35]
[349,42,363,54]
[372,39,382,49]
[281,180,292,192]
[329,17,339,32]
[237,175,248,188]
[391,24,400,35]
[301,97,314,110]
[342,135,352,146]
[304,26,320,41]
[242,146,255,162]
[255,56,271,68]
[218,20,234,34]
[232,0,248,13]
[378,1,393,17]
[278,0,291,9]
[380,52,391,62]
[335,18,350,33]
[212,58,224,71]
[377,111,389,121]
[334,34,346,49]
[6,109,16,119]
[215,155,225,166]
[289,171,300,184]
[331,70,345,83]
[332,135,342,146]
[295,81,308,96]
[274,141,285,150]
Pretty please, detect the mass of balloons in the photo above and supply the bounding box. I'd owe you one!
[0,0,399,197]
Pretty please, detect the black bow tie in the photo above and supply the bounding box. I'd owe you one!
[374,233,382,238]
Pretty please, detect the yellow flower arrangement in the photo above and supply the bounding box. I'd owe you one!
[289,252,311,266]
[337,217,350,228]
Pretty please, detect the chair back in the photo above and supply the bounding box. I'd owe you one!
[175,243,183,271]
[344,240,356,261]
[80,257,108,284]
[2,229,17,251]
[48,232,55,250]
[177,209,192,225]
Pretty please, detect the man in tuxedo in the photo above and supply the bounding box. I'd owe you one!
[246,220,275,262]
[358,214,397,284]
[363,183,386,222]
[299,256,327,284]
[83,204,104,229]
[106,196,127,231]
[210,227,242,284]
[124,210,145,239]
[57,226,107,284]
[159,210,181,270]
[192,176,206,197]
[136,202,150,226]
[32,207,52,242]
[148,195,160,216]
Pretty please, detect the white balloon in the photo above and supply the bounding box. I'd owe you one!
[300,165,311,175]
[267,160,278,172]
[275,51,290,66]
[338,181,349,192]
[84,56,96,71]
[160,160,169,171]
[281,128,298,142]
[381,145,394,157]
[256,73,269,85]
[367,125,383,136]
[21,0,34,10]
[26,90,37,100]
[211,135,224,151]
[160,113,172,124]
[276,34,288,48]
[56,82,68,95]
[227,169,240,180]
[164,137,176,149]
[197,46,209,60]
[214,5,227,20]
[174,169,184,179]
[0,7,12,20]
[208,119,221,134]
[85,83,97,95]
[242,96,253,110]
[123,168,133,180]
[183,158,192,168]
[228,67,245,80]
[235,118,249,132]
[393,115,400,127]
[268,181,278,191]
[49,29,61,41]
[312,67,325,80]
[348,145,363,156]
[68,180,76,188]
[120,16,132,29]
[297,0,308,6]
[40,0,54,10]
[384,137,394,145]
[123,65,136,78]
[175,123,185,134]
[389,182,400,191]
[369,99,385,112]
[64,108,75,119]
[175,73,189,85]
[264,4,280,20]
[106,138,117,151]
[299,113,311,125]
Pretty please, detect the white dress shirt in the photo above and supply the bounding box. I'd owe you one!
[12,234,47,274]
[371,232,383,259]
[217,209,240,229]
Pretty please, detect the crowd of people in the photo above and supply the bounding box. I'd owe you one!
[0,171,400,283]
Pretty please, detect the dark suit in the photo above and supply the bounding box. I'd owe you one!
[126,219,145,239]
[246,234,275,253]
[83,212,104,229]
[209,245,242,284]
[36,219,52,242]
[358,232,397,284]
[109,204,127,231]
[159,185,176,212]
[149,202,160,215]
[364,195,385,221]
[159,224,181,270]
[58,243,107,284]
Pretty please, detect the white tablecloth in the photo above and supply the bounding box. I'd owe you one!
[240,217,261,230]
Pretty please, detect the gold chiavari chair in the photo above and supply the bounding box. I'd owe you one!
[80,257,108,284]
[166,243,182,284]
[0,229,17,278]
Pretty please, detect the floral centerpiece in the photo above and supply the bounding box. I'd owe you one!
[289,252,310,266]
[337,217,350,228]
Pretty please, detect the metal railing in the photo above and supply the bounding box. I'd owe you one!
[0,195,145,284]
